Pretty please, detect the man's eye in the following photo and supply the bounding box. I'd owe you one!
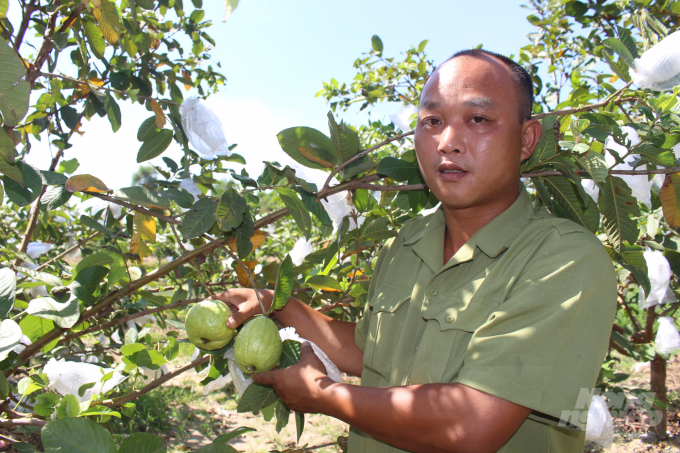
[423,118,441,126]
[471,117,486,124]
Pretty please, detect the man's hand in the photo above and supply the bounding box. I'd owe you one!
[206,289,273,330]
[251,342,335,414]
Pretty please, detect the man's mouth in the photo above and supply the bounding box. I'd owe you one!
[437,162,469,180]
[440,169,466,174]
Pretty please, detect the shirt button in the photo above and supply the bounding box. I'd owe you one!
[446,315,455,322]
[430,288,438,296]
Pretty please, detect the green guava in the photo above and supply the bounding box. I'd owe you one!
[234,316,283,374]
[185,300,235,350]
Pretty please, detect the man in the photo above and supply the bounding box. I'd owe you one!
[210,50,617,452]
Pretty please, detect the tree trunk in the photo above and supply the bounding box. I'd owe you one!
[650,354,667,440]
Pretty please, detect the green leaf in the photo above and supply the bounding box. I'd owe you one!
[116,186,171,209]
[182,198,217,239]
[0,36,30,127]
[3,162,42,206]
[603,37,634,66]
[19,315,58,353]
[235,212,255,259]
[216,188,246,232]
[617,27,639,59]
[137,129,173,163]
[212,427,257,444]
[137,0,155,9]
[297,188,332,226]
[119,432,167,453]
[0,125,16,163]
[103,94,122,132]
[528,116,558,165]
[361,217,397,241]
[80,215,114,236]
[270,255,294,312]
[17,267,62,287]
[375,157,418,182]
[161,187,195,209]
[0,319,21,361]
[78,405,121,418]
[276,127,338,170]
[636,144,676,167]
[26,295,80,329]
[0,267,16,318]
[306,275,342,292]
[0,371,8,400]
[70,266,109,304]
[542,176,599,233]
[328,112,360,164]
[0,158,24,186]
[131,349,167,370]
[82,20,106,59]
[39,171,68,186]
[279,340,301,369]
[295,411,305,443]
[275,401,291,433]
[41,418,117,453]
[57,394,81,418]
[236,382,279,415]
[572,151,608,183]
[603,52,632,83]
[371,34,383,53]
[137,116,160,141]
[276,187,312,240]
[58,158,80,175]
[600,176,641,253]
[75,252,114,275]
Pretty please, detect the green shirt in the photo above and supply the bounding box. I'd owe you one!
[350,187,617,453]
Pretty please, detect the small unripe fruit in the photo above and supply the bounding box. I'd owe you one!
[234,316,282,374]
[185,300,235,350]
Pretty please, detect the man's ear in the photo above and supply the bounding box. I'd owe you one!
[520,119,542,161]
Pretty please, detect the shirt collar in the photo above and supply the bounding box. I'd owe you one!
[403,185,535,269]
[472,185,534,258]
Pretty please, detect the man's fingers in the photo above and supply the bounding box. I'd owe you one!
[251,370,276,386]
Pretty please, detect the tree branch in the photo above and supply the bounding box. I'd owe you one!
[60,298,201,343]
[0,418,47,428]
[14,149,63,267]
[16,232,101,285]
[100,355,211,407]
[319,131,415,196]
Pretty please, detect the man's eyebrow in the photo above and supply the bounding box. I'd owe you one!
[420,100,441,110]
[463,97,495,109]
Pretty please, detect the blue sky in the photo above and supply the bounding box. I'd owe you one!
[22,0,537,188]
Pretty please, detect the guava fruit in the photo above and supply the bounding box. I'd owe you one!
[234,316,283,374]
[185,300,235,350]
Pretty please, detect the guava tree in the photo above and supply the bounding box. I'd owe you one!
[1,0,680,452]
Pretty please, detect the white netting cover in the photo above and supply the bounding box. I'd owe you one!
[290,238,313,266]
[604,126,652,209]
[655,317,680,354]
[640,249,673,309]
[585,395,614,449]
[179,96,230,159]
[631,30,680,91]
[43,358,127,402]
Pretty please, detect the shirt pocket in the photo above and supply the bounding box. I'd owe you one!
[413,295,498,384]
[362,283,412,383]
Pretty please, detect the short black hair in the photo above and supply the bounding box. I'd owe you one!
[443,49,534,122]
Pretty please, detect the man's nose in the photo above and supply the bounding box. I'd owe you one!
[438,125,464,154]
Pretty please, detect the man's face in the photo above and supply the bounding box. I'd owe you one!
[414,55,537,213]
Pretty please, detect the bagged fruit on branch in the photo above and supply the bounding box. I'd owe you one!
[655,317,680,354]
[179,96,230,159]
[585,395,614,449]
[43,358,127,402]
[631,30,680,91]
[640,249,673,309]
